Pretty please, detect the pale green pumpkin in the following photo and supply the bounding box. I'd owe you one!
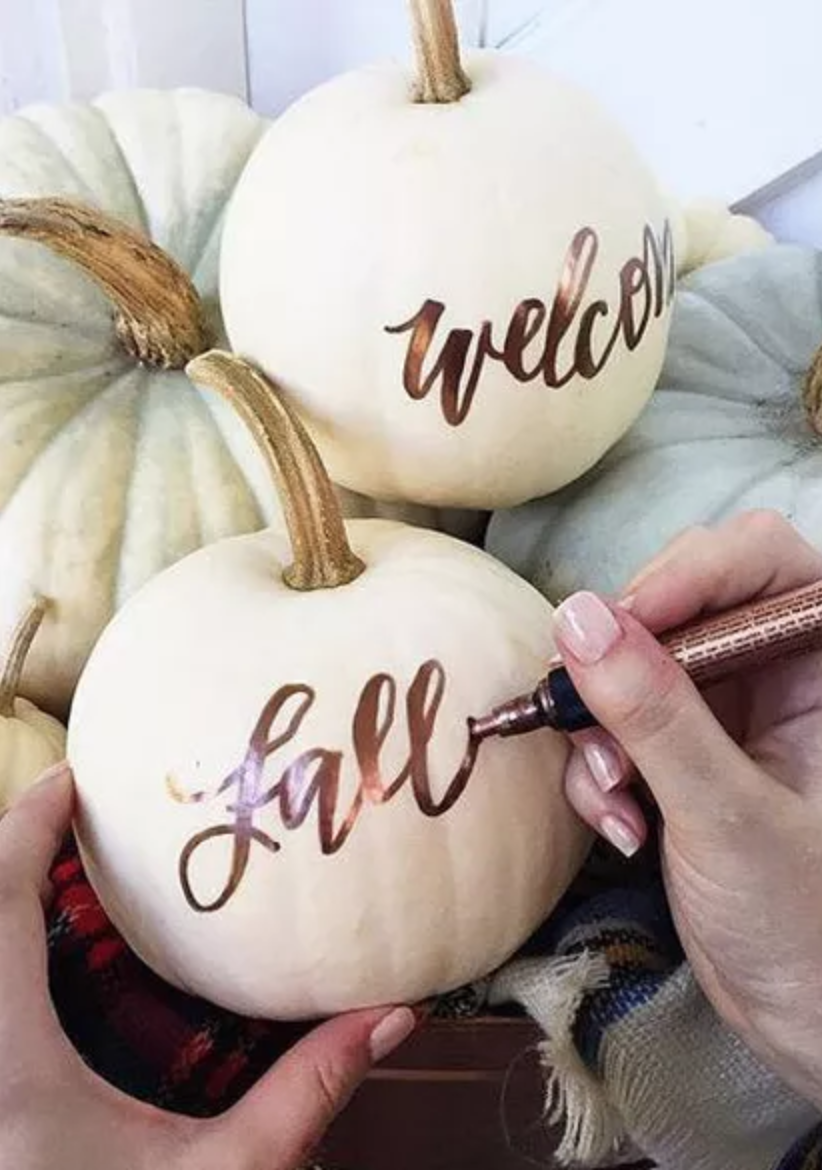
[486,245,822,600]
[0,89,483,718]
[0,89,272,716]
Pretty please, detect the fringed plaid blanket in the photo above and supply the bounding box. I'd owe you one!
[47,833,822,1169]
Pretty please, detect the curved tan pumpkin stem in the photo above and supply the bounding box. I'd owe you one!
[0,198,210,370]
[409,0,472,103]
[0,598,48,717]
[802,343,822,436]
[187,351,365,591]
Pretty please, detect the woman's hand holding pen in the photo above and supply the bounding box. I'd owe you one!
[557,509,822,1109]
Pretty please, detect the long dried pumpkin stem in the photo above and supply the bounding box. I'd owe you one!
[803,343,822,437]
[187,351,365,591]
[0,198,210,369]
[409,0,472,103]
[0,598,48,717]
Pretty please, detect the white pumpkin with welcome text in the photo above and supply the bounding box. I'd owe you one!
[221,45,677,509]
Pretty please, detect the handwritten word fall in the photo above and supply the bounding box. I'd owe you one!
[168,660,480,913]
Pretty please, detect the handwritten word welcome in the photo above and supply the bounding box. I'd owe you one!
[385,221,675,425]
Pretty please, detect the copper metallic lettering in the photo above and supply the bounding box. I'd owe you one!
[384,220,675,425]
[177,824,278,914]
[541,226,600,388]
[405,660,479,815]
[353,672,399,802]
[574,298,616,380]
[169,661,482,913]
[166,684,313,912]
[647,221,676,316]
[386,302,478,425]
[503,298,548,380]
[619,255,652,350]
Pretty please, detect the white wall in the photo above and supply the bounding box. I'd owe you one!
[0,0,820,245]
[244,0,822,204]
[0,0,248,108]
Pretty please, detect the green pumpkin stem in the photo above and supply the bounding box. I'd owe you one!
[0,198,211,370]
[803,344,822,436]
[409,0,472,104]
[186,351,365,591]
[0,598,48,717]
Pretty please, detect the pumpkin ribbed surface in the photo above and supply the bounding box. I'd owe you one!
[487,246,822,600]
[0,90,275,713]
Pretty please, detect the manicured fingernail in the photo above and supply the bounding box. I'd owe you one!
[600,815,641,859]
[25,761,73,799]
[35,761,72,786]
[583,737,625,793]
[554,593,622,665]
[369,1006,417,1064]
[618,593,637,612]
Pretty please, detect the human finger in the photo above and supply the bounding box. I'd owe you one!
[571,728,633,793]
[563,748,647,857]
[553,593,770,828]
[622,523,711,597]
[622,511,822,633]
[0,763,74,1054]
[210,1005,417,1170]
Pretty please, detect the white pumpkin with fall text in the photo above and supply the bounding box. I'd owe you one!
[220,0,675,510]
[68,353,589,1020]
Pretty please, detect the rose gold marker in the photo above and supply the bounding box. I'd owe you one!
[470,579,822,740]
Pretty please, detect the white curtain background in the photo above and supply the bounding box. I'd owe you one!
[0,0,820,244]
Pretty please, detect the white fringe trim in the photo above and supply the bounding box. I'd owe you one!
[490,951,627,1167]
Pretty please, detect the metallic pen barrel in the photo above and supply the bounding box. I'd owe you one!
[471,578,822,741]
[471,665,596,740]
[470,695,545,740]
[661,580,822,685]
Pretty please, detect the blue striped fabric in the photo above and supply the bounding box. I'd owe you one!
[541,872,821,1169]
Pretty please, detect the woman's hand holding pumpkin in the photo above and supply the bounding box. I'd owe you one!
[558,510,822,1108]
[0,768,416,1170]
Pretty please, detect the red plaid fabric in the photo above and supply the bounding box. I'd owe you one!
[47,833,311,1119]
